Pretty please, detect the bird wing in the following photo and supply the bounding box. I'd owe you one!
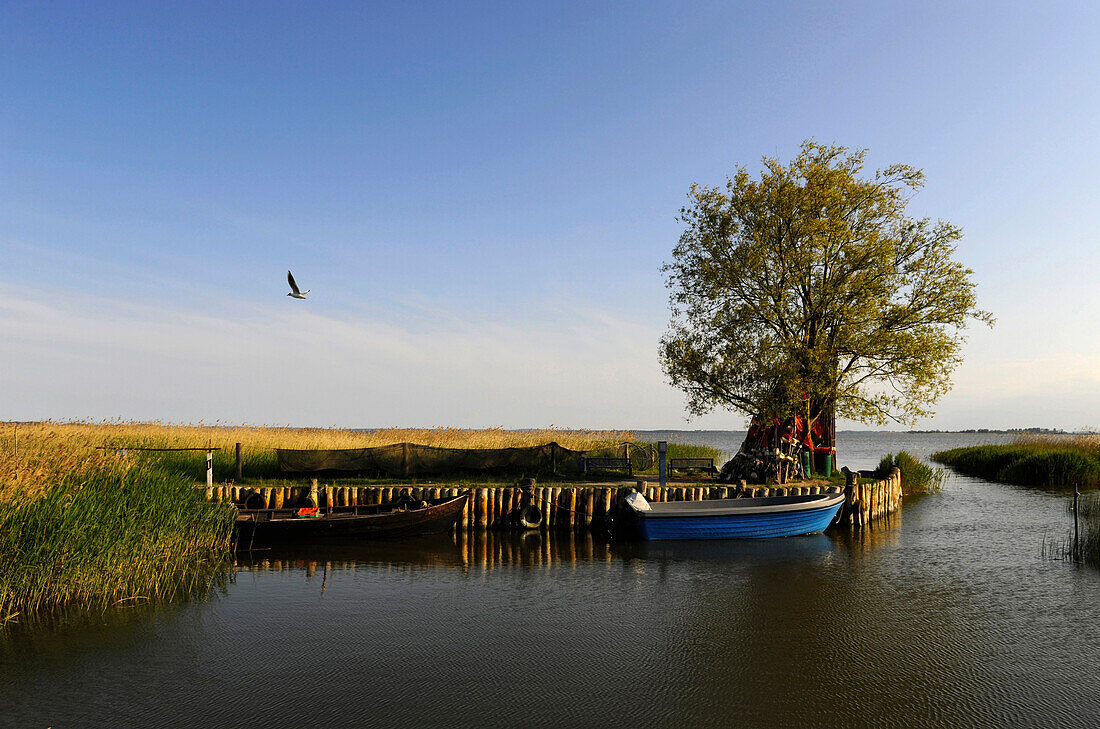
[287,270,300,295]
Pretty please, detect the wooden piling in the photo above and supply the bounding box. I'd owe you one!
[475,488,488,529]
[541,488,552,530]
[548,488,558,529]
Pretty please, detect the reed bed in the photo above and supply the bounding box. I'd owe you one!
[3,422,641,481]
[933,434,1100,489]
[875,451,946,496]
[1,427,235,621]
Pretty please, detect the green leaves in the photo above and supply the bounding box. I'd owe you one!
[661,140,993,426]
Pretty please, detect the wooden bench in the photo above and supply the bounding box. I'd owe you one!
[580,456,632,476]
[669,458,718,476]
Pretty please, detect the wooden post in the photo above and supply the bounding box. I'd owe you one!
[658,441,667,489]
[235,442,242,481]
[549,487,560,529]
[476,488,488,529]
[540,488,551,531]
[1074,483,1080,560]
[206,451,213,490]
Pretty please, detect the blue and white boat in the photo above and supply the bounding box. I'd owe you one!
[624,491,845,540]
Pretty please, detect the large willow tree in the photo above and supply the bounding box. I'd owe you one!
[661,141,993,430]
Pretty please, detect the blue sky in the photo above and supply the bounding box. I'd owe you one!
[3,1,1099,429]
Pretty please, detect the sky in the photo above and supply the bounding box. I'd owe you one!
[2,1,1099,431]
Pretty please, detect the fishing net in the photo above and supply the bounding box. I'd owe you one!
[275,442,587,477]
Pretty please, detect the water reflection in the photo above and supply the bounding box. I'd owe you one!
[234,530,622,574]
[231,524,898,577]
[7,469,1100,729]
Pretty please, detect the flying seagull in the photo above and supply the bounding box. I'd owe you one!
[287,270,310,299]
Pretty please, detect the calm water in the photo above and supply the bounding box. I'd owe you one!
[4,432,1099,728]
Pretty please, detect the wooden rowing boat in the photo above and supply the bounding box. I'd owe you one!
[624,492,845,540]
[234,493,469,545]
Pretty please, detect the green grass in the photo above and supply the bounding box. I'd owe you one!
[932,444,1100,489]
[876,451,946,495]
[0,458,235,622]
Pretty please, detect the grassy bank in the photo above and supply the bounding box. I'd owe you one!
[875,451,946,496]
[932,435,1100,489]
[1,429,235,622]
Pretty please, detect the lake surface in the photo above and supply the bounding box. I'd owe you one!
[4,432,1099,728]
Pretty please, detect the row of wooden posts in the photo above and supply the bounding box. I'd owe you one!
[845,467,902,528]
[208,467,903,532]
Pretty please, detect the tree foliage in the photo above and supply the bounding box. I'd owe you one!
[661,141,993,427]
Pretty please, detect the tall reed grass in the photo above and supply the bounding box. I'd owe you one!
[875,451,946,496]
[932,434,1100,489]
[5,422,642,481]
[1,427,235,621]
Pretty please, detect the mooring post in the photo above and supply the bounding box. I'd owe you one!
[1074,483,1080,560]
[206,450,213,490]
[658,440,667,489]
[235,442,243,481]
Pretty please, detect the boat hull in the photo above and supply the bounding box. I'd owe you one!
[235,494,469,545]
[631,494,844,540]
